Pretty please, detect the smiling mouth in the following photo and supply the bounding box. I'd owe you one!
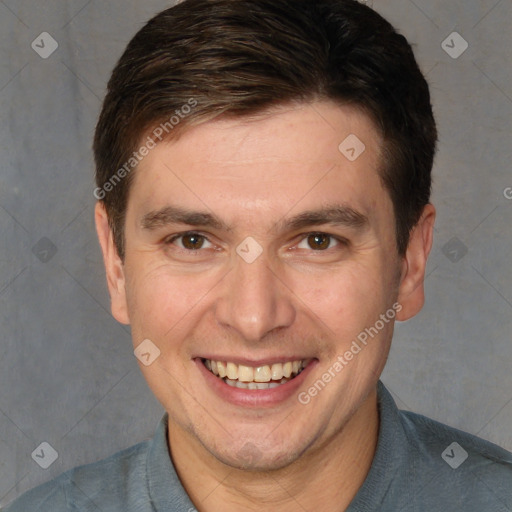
[202,358,308,390]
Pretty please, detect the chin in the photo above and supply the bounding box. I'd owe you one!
[206,437,308,472]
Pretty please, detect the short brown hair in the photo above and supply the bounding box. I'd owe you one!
[93,0,437,259]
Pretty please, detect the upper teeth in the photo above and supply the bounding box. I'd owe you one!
[204,359,305,382]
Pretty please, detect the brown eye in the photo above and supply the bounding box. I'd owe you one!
[307,233,331,250]
[172,233,209,250]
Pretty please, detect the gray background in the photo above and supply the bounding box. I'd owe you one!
[0,0,511,507]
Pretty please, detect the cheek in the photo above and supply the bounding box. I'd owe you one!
[124,261,215,342]
[290,262,394,336]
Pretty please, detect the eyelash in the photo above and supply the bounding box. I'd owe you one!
[164,231,348,252]
[165,231,213,249]
[296,232,346,251]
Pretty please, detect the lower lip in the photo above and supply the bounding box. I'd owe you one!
[195,358,317,408]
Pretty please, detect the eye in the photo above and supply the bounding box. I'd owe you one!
[297,233,340,251]
[166,232,213,251]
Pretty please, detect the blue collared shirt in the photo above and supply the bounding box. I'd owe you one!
[3,382,512,511]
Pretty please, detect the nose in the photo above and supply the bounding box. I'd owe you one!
[214,251,296,342]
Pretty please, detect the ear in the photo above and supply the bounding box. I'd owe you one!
[396,203,436,321]
[94,202,130,325]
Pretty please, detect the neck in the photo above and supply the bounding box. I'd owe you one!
[168,388,379,512]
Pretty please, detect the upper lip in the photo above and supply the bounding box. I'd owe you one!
[197,356,314,367]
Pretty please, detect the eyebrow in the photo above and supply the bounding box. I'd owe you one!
[141,206,230,231]
[140,204,368,233]
[273,205,369,233]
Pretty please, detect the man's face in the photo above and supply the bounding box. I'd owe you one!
[101,102,417,470]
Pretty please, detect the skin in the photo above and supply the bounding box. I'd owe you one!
[95,101,435,511]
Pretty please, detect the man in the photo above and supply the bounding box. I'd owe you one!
[4,0,511,510]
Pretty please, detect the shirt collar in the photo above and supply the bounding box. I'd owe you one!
[347,381,409,510]
[146,413,197,511]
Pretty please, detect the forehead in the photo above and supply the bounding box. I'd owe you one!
[129,101,390,230]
